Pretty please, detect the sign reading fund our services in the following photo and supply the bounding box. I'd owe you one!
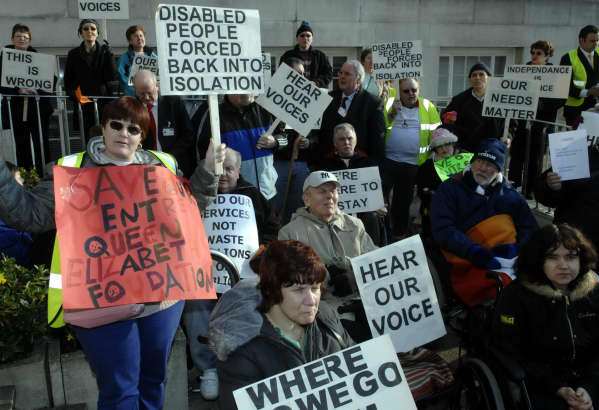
[482,77,540,120]
[371,41,422,80]
[156,4,262,95]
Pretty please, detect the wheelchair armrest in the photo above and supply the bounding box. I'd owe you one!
[487,345,526,382]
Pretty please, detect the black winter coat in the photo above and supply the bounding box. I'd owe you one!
[217,302,353,410]
[493,272,599,401]
[64,41,116,101]
[280,46,333,88]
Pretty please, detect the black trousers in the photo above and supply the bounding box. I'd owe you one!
[381,158,418,236]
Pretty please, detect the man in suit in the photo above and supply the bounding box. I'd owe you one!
[133,70,195,177]
[318,60,386,168]
[560,25,599,126]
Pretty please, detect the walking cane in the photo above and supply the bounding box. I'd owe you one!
[281,135,303,220]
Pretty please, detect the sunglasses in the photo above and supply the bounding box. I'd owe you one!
[401,88,418,93]
[82,26,97,32]
[109,120,142,136]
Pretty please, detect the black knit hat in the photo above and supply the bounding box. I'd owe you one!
[473,138,506,171]
[78,19,99,35]
[468,62,491,77]
[296,21,313,37]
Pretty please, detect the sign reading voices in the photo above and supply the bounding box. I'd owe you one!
[1,48,55,93]
[156,4,262,95]
[482,77,540,120]
[201,194,259,293]
[78,0,129,19]
[256,63,332,136]
[351,235,446,353]
[330,167,384,213]
[233,335,417,410]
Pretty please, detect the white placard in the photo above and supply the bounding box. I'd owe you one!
[482,77,540,120]
[156,4,262,95]
[233,335,417,410]
[256,63,332,136]
[548,129,590,181]
[330,167,385,213]
[371,40,422,81]
[78,0,129,19]
[128,54,159,86]
[262,52,271,90]
[201,194,259,292]
[351,235,446,353]
[505,65,572,99]
[580,111,599,146]
[1,48,55,93]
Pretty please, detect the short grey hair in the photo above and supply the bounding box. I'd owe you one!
[225,147,242,169]
[133,69,157,87]
[333,123,356,141]
[344,59,365,84]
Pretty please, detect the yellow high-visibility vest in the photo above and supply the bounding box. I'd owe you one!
[565,48,599,107]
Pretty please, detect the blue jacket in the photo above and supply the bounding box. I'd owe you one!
[0,218,32,266]
[116,47,157,96]
[431,171,537,259]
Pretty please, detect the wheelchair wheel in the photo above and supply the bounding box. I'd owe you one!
[210,250,240,293]
[455,357,505,410]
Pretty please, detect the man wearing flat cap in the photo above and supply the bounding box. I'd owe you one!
[279,21,333,88]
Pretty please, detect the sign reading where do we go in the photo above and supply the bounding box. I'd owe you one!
[155,4,263,95]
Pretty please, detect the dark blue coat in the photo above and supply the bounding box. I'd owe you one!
[431,171,537,259]
[0,218,32,266]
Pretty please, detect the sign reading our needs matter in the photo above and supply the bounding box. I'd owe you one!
[233,335,417,410]
[351,235,446,353]
[1,48,55,93]
[78,0,129,19]
[256,63,332,136]
[330,167,385,213]
[156,4,263,95]
[371,40,422,80]
[128,54,159,86]
[482,77,540,120]
[505,65,572,99]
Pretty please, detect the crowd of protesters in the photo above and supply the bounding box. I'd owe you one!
[2,16,599,410]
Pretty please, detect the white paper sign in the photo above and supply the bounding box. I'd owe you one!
[128,54,159,86]
[1,48,55,93]
[505,65,572,99]
[580,111,599,146]
[330,167,385,213]
[262,52,271,90]
[156,4,263,95]
[256,63,332,136]
[548,129,590,181]
[482,77,540,120]
[371,40,422,81]
[233,335,417,410]
[351,235,446,353]
[78,0,129,19]
[201,194,259,292]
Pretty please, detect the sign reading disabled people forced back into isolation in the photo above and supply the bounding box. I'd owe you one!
[371,41,423,81]
[233,335,417,410]
[330,167,385,213]
[201,194,259,293]
[351,235,446,353]
[1,48,55,93]
[256,63,332,136]
[505,65,572,99]
[482,77,540,120]
[156,4,262,95]
[53,165,215,309]
[78,0,129,19]
[128,55,159,86]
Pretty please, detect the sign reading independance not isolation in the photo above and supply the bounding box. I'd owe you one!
[156,4,262,95]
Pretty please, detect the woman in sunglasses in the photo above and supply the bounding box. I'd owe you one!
[0,96,225,410]
[64,19,117,144]
[510,40,560,198]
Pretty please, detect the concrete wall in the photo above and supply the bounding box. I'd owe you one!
[0,0,596,96]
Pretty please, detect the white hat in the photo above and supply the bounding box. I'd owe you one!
[302,171,340,192]
[430,127,458,149]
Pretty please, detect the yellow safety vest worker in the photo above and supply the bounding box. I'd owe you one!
[565,48,599,107]
[385,96,441,165]
[48,150,177,328]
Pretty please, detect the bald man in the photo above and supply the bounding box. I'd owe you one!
[133,70,195,177]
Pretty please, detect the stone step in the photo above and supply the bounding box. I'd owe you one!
[36,404,88,410]
[0,385,15,410]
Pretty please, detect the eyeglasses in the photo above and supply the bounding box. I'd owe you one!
[531,50,545,56]
[82,26,97,32]
[109,120,142,136]
[401,88,418,94]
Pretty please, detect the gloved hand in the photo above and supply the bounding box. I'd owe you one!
[468,246,500,270]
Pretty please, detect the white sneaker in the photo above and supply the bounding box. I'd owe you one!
[200,368,219,400]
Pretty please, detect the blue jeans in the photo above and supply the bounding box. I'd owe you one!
[182,299,217,372]
[72,301,184,410]
[273,160,310,225]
